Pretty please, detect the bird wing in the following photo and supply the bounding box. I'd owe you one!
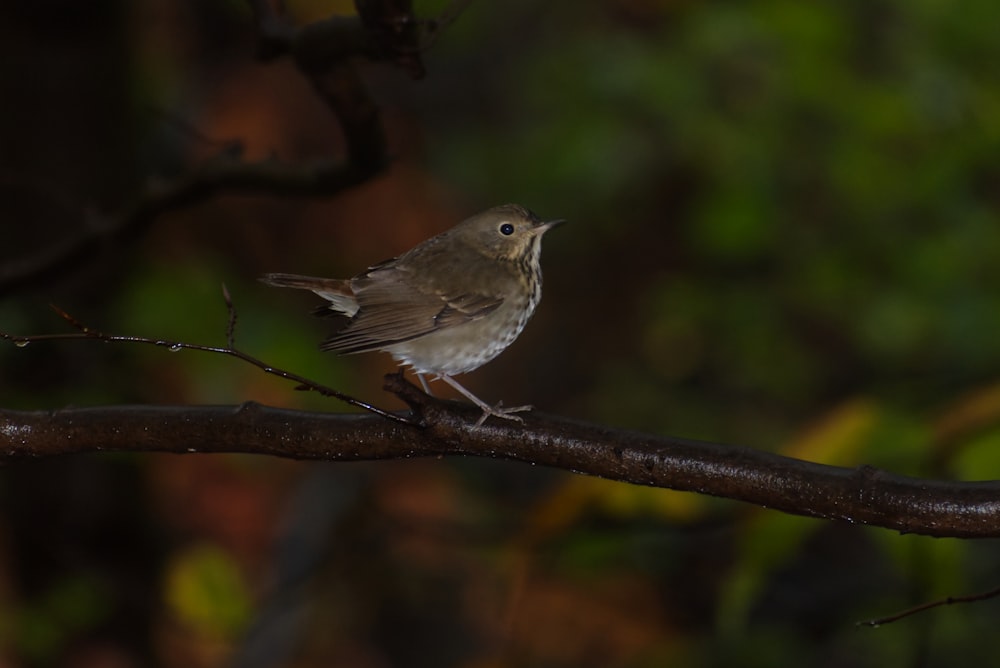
[320,265,503,354]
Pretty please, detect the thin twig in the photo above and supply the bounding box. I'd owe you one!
[858,585,1000,627]
[1,303,419,427]
[222,283,237,349]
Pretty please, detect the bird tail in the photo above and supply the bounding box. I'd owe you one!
[259,273,359,317]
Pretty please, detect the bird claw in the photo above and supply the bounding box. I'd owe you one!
[474,402,533,427]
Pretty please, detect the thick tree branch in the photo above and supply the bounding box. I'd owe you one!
[3,373,999,539]
[4,304,998,540]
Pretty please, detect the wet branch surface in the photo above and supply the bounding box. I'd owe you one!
[3,300,999,541]
[3,372,1000,539]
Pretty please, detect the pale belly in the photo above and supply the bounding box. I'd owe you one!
[382,299,534,377]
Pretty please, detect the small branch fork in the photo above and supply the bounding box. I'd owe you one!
[0,290,419,427]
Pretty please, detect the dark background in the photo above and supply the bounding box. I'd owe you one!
[2,0,1000,666]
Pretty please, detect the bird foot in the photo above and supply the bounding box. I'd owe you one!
[434,375,532,427]
[475,402,533,427]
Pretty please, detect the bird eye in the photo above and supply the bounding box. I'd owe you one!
[499,223,514,236]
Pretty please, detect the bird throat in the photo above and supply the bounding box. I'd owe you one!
[516,236,544,315]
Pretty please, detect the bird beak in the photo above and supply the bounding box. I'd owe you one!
[538,218,566,233]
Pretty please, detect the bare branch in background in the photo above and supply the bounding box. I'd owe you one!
[0,0,458,296]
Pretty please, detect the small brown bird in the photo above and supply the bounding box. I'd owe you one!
[261,204,563,426]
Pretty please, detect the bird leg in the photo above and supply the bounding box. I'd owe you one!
[438,375,532,427]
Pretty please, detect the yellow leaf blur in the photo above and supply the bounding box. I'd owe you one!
[163,544,252,638]
[782,399,878,466]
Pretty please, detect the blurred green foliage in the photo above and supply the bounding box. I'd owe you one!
[427,0,1000,437]
[9,575,110,665]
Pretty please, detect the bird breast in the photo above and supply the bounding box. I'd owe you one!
[382,294,535,376]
